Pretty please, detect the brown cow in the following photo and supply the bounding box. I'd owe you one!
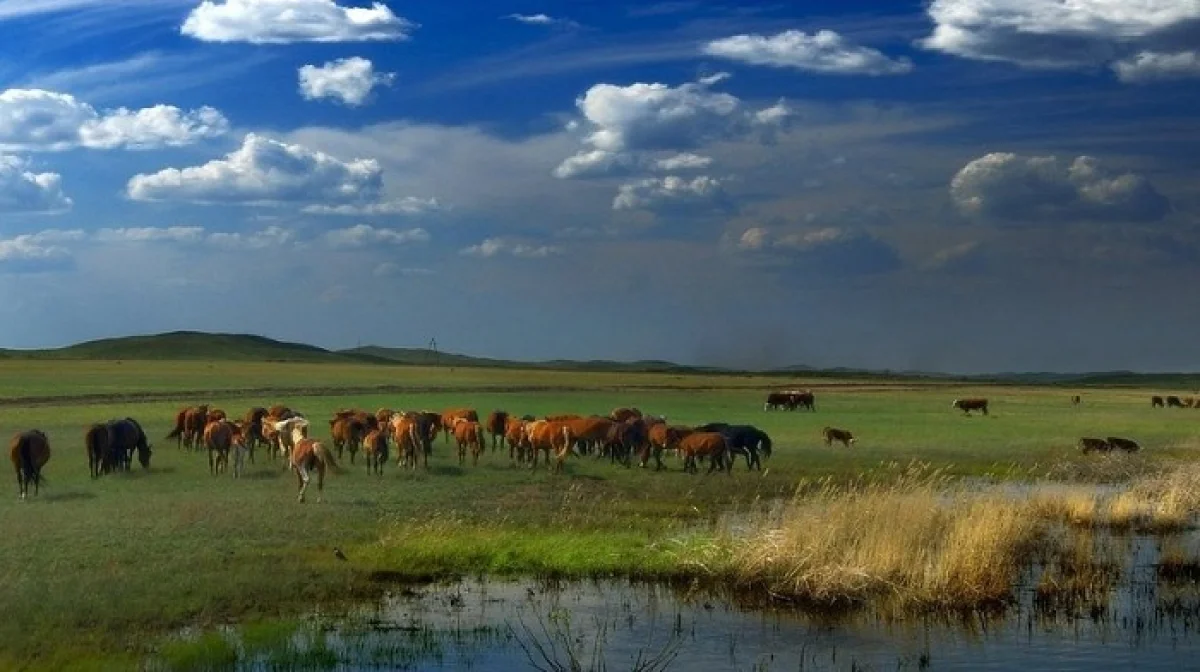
[641,424,693,471]
[440,408,479,443]
[362,429,389,475]
[610,407,643,423]
[204,420,234,475]
[453,419,487,466]
[1151,396,1165,408]
[524,420,574,472]
[1166,396,1185,408]
[677,432,731,474]
[331,417,367,463]
[822,426,856,448]
[485,411,509,451]
[952,398,988,416]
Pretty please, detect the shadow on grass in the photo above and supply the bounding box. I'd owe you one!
[428,465,466,477]
[41,491,97,502]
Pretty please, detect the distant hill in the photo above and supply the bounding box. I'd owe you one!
[0,331,375,364]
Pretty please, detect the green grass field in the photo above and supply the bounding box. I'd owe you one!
[0,359,1197,669]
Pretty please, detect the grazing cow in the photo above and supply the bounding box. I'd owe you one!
[822,426,856,448]
[565,416,616,456]
[505,416,531,464]
[362,429,389,475]
[204,420,234,475]
[610,407,643,423]
[108,418,152,470]
[453,419,487,466]
[794,390,816,411]
[85,423,114,478]
[952,398,989,416]
[1078,437,1111,453]
[1106,436,1141,453]
[284,418,338,503]
[1167,396,1185,408]
[677,432,731,474]
[485,411,509,451]
[10,430,50,499]
[1070,395,1081,406]
[641,425,693,471]
[330,417,367,463]
[440,408,479,443]
[1151,396,1165,408]
[524,420,574,472]
[695,423,773,471]
[763,392,792,411]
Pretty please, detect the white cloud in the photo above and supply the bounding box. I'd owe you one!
[207,225,296,249]
[951,153,1171,222]
[654,153,712,171]
[920,0,1200,71]
[735,225,901,275]
[182,0,415,44]
[0,229,85,272]
[753,100,792,126]
[552,150,638,179]
[324,224,430,248]
[460,237,562,258]
[0,155,72,213]
[703,29,913,75]
[303,196,441,215]
[1113,50,1200,82]
[298,57,395,106]
[94,226,206,243]
[127,133,383,205]
[0,89,228,151]
[505,13,578,28]
[613,175,724,211]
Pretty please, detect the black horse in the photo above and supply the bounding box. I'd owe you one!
[108,418,152,470]
[695,423,773,470]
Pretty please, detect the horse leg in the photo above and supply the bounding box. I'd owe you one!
[296,465,310,503]
[315,463,325,503]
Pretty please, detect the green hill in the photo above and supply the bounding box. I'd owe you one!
[0,331,372,363]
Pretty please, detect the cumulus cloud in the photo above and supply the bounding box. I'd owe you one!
[736,225,901,275]
[302,196,441,216]
[323,224,430,247]
[127,133,382,205]
[703,29,913,75]
[0,89,228,151]
[460,238,562,258]
[298,57,395,106]
[0,155,72,213]
[552,151,714,179]
[920,0,1200,72]
[613,175,725,211]
[654,153,712,171]
[1113,50,1200,82]
[0,229,85,272]
[951,153,1171,222]
[182,0,415,44]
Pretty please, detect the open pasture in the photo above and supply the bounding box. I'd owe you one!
[0,360,1197,668]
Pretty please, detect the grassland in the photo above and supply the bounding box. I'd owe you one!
[0,358,1198,669]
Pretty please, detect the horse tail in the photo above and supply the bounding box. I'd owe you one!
[19,437,43,489]
[314,441,341,473]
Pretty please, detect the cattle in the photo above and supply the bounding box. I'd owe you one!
[1151,396,1165,408]
[1184,397,1196,408]
[362,429,389,475]
[485,411,509,451]
[763,392,792,411]
[822,427,856,448]
[1106,436,1141,453]
[610,407,643,423]
[695,423,772,471]
[952,398,989,416]
[453,420,487,466]
[641,424,693,471]
[1070,395,1081,406]
[764,390,815,411]
[523,420,574,472]
[1078,437,1110,453]
[1167,396,1185,408]
[440,408,478,443]
[677,432,731,475]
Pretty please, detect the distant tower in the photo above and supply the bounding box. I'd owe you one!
[428,337,438,365]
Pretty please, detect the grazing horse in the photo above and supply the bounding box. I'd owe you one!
[1078,437,1111,453]
[453,419,487,466]
[283,418,338,503]
[677,432,731,474]
[11,430,50,499]
[822,427,856,448]
[1151,396,1165,408]
[952,398,989,416]
[1167,396,1185,408]
[390,414,423,469]
[695,423,772,470]
[330,417,367,463]
[1106,436,1141,453]
[362,429,389,475]
[108,418,152,470]
[183,405,209,450]
[204,420,234,475]
[485,411,508,451]
[85,423,115,478]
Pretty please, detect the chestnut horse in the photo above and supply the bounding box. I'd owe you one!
[453,419,487,466]
[283,418,339,502]
[11,430,50,499]
[362,429,389,475]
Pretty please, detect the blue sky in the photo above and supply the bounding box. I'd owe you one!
[0,0,1198,373]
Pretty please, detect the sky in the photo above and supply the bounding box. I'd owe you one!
[0,0,1198,374]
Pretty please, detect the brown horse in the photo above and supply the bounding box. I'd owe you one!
[204,420,234,475]
[505,416,530,464]
[610,407,643,423]
[330,416,367,463]
[362,429,389,475]
[183,405,209,450]
[524,420,574,473]
[11,430,50,499]
[285,419,338,502]
[641,424,693,471]
[677,432,731,474]
[390,414,423,469]
[85,423,114,478]
[485,410,508,451]
[453,419,487,466]
[440,408,478,443]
